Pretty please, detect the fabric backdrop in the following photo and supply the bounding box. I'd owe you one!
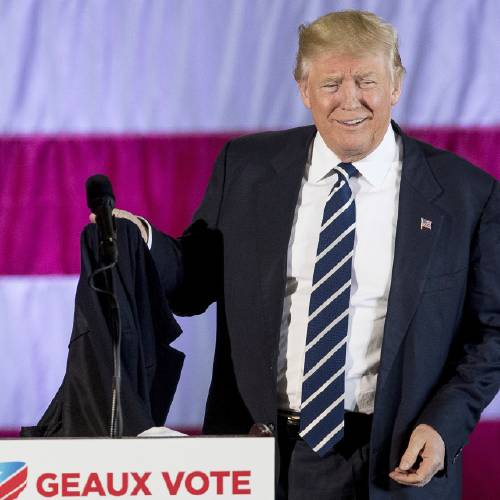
[0,1,499,497]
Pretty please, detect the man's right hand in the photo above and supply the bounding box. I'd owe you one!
[89,208,149,244]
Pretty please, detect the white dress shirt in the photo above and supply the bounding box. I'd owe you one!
[277,124,402,414]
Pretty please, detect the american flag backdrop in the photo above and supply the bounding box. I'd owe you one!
[0,1,499,497]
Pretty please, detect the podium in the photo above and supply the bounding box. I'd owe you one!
[0,436,275,499]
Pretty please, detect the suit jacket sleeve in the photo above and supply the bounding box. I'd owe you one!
[150,141,231,315]
[416,179,500,463]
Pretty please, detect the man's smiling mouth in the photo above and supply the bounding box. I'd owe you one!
[336,118,368,127]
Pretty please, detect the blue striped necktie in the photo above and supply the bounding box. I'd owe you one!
[299,162,358,457]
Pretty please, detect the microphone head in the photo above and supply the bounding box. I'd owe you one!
[86,174,115,211]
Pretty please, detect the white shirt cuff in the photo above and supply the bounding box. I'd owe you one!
[137,216,153,249]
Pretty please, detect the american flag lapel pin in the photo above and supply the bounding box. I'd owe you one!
[420,217,432,230]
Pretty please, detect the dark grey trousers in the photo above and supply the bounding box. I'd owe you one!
[277,411,372,500]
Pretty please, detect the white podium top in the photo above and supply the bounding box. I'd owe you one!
[0,436,275,499]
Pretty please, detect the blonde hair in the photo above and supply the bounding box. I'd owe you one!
[294,10,405,83]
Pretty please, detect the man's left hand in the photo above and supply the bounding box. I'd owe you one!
[389,424,445,487]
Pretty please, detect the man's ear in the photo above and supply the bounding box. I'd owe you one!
[390,76,402,106]
[298,78,312,109]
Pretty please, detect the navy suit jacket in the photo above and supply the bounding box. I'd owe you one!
[151,122,500,499]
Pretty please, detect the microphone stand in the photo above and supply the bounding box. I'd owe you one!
[104,264,122,439]
[89,218,123,439]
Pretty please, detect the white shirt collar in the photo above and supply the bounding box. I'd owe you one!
[309,123,399,186]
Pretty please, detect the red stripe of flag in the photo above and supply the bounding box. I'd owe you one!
[0,127,498,275]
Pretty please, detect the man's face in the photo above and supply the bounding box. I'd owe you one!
[298,51,401,162]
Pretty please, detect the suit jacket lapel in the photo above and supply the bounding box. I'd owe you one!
[255,127,316,351]
[377,124,445,391]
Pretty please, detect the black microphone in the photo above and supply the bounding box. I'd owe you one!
[86,174,118,265]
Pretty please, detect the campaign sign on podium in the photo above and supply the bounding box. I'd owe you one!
[0,436,275,499]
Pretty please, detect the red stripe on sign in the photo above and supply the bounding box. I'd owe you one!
[2,482,27,500]
[0,466,27,499]
[0,127,498,275]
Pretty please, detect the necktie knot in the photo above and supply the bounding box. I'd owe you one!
[336,162,358,180]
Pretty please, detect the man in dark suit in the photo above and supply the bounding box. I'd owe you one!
[113,10,500,499]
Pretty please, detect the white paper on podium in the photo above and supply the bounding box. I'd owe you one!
[0,436,275,499]
[137,426,187,437]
